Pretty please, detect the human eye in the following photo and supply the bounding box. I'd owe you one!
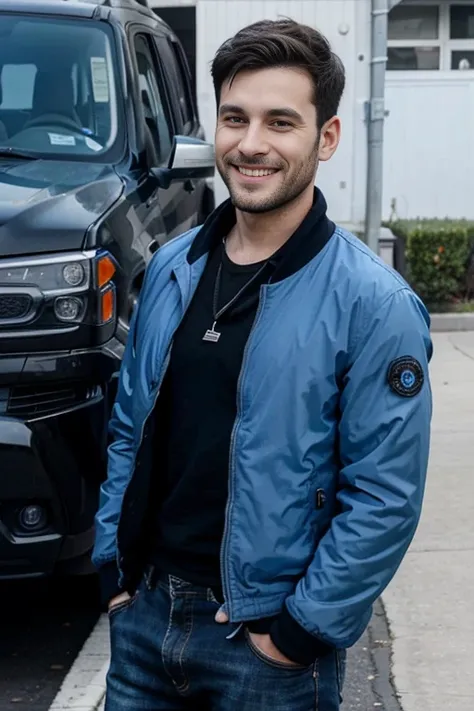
[224,115,246,125]
[271,120,293,129]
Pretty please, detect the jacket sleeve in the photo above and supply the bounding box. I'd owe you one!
[271,287,433,661]
[91,286,142,605]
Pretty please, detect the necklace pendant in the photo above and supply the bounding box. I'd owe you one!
[203,321,221,343]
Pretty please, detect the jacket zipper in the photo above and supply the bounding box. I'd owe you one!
[220,286,268,616]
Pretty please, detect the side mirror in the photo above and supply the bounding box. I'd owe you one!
[151,136,215,189]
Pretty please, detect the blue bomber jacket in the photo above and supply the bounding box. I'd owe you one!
[92,191,432,662]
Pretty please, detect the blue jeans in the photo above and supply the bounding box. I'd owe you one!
[105,570,346,710]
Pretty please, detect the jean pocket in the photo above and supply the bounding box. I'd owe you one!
[244,627,310,672]
[108,591,140,620]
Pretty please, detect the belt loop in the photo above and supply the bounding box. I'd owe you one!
[144,564,157,591]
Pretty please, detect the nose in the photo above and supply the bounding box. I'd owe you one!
[237,122,270,157]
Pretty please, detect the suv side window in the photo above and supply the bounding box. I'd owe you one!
[132,33,173,162]
[157,37,195,133]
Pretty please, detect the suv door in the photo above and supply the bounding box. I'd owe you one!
[153,34,207,229]
[130,30,198,249]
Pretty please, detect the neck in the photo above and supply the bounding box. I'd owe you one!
[226,185,315,265]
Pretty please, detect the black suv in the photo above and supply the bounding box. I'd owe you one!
[0,0,215,578]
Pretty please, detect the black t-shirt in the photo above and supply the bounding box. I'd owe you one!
[148,241,273,594]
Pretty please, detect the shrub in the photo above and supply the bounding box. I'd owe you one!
[388,219,474,307]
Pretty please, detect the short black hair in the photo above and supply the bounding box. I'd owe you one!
[211,18,346,130]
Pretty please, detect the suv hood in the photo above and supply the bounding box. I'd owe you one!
[0,159,123,257]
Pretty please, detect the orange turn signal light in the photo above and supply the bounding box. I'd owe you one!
[97,254,116,288]
[100,286,115,324]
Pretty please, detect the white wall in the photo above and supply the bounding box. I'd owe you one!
[384,73,474,220]
[195,0,370,228]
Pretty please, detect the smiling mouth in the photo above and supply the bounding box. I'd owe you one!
[234,166,279,177]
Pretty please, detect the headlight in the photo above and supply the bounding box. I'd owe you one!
[0,257,90,292]
[0,250,117,329]
[54,296,85,322]
[63,263,85,287]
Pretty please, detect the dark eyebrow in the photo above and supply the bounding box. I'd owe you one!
[218,104,245,117]
[218,104,304,123]
[266,108,304,123]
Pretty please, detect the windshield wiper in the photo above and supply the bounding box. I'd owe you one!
[0,147,39,160]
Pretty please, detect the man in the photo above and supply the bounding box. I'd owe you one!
[92,18,432,711]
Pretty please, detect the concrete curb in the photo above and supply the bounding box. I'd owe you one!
[49,662,107,710]
[48,614,109,711]
[430,312,474,332]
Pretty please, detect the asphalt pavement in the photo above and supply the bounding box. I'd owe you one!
[344,600,402,711]
[0,575,100,711]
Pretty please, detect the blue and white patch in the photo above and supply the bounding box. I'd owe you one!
[387,356,424,397]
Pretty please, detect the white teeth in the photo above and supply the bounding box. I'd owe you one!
[237,167,277,177]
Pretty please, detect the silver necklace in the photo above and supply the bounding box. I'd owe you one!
[202,241,270,343]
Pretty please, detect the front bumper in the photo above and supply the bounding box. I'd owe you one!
[0,344,121,579]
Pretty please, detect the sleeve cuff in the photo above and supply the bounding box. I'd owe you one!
[270,603,334,666]
[98,561,123,610]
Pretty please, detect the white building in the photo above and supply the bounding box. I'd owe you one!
[151,0,474,229]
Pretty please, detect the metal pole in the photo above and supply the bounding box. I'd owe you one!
[365,0,389,254]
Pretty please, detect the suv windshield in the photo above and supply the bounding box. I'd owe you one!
[0,14,120,160]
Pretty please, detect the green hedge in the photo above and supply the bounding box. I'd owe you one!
[387,219,474,308]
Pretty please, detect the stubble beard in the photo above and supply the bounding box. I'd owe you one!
[216,145,319,215]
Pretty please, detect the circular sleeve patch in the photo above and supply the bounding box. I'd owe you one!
[387,356,424,397]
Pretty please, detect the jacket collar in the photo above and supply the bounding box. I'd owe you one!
[187,187,335,284]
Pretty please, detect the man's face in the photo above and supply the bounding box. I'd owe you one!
[215,67,335,214]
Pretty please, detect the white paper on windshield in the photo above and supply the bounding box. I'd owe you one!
[90,57,110,103]
[49,133,76,146]
[85,136,103,152]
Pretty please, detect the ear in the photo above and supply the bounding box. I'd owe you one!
[318,117,341,162]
